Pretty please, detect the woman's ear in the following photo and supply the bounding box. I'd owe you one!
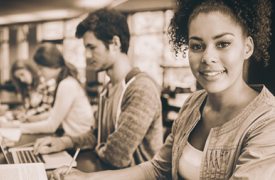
[111,35,121,51]
[244,36,254,60]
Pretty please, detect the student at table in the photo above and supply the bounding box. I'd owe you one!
[34,8,163,170]
[51,0,275,179]
[18,43,94,136]
[11,60,55,121]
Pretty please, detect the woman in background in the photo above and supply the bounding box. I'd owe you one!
[19,42,94,136]
[11,60,39,103]
[51,0,275,179]
[11,60,54,121]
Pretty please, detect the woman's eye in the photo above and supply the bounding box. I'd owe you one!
[217,41,230,48]
[190,44,203,51]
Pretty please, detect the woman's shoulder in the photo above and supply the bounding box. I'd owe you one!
[58,76,81,92]
[176,90,206,117]
[251,85,275,108]
[183,89,207,106]
[59,76,79,86]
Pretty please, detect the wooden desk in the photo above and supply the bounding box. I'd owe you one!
[0,134,113,179]
[69,149,114,173]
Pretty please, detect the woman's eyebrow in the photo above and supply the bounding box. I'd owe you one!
[189,36,203,41]
[213,33,234,39]
[189,33,234,41]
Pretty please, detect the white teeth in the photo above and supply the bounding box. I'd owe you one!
[202,71,225,76]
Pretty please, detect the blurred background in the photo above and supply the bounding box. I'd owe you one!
[0,0,275,135]
[0,0,195,138]
[0,0,196,101]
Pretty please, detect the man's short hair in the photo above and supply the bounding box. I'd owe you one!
[76,8,130,54]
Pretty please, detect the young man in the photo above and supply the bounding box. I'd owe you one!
[34,8,163,170]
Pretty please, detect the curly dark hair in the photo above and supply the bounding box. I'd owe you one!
[75,8,130,54]
[168,0,272,66]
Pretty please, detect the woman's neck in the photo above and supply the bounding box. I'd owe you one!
[201,80,259,127]
[206,80,259,112]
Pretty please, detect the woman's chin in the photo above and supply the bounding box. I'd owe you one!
[202,84,227,94]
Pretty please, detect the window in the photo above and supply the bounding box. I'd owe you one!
[0,27,9,84]
[127,10,196,91]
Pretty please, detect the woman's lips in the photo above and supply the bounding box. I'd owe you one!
[199,70,226,76]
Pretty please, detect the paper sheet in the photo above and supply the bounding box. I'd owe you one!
[0,163,47,180]
[0,128,22,142]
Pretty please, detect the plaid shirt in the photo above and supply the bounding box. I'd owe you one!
[25,78,56,117]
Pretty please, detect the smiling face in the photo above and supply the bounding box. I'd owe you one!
[188,11,253,94]
[83,31,116,72]
[14,69,33,85]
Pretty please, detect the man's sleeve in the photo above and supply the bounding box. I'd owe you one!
[68,128,97,150]
[95,77,162,168]
[138,132,174,180]
[68,110,99,150]
[137,105,188,180]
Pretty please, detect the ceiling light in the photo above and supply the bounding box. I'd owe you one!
[0,10,82,25]
[75,0,114,8]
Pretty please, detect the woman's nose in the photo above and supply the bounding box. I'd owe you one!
[201,47,217,64]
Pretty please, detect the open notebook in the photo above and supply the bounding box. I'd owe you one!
[0,163,47,180]
[0,135,77,170]
[0,128,22,147]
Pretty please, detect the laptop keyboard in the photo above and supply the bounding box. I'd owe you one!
[16,150,45,164]
[6,152,14,164]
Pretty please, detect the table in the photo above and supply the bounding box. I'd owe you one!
[0,133,113,179]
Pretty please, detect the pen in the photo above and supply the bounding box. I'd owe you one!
[65,148,80,175]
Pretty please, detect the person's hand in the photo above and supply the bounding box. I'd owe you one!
[27,112,49,122]
[30,92,43,107]
[50,166,90,180]
[0,121,20,128]
[16,112,28,122]
[26,115,40,122]
[33,136,72,155]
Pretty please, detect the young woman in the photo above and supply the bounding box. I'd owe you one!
[11,60,40,103]
[19,42,94,136]
[51,0,275,179]
[11,60,54,121]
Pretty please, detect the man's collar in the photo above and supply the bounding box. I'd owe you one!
[125,67,141,83]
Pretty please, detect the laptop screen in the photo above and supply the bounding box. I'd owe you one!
[0,135,12,164]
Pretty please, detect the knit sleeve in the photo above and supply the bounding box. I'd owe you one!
[68,128,97,150]
[95,76,162,168]
[138,114,178,180]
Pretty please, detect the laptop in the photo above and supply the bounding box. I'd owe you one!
[0,135,77,170]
